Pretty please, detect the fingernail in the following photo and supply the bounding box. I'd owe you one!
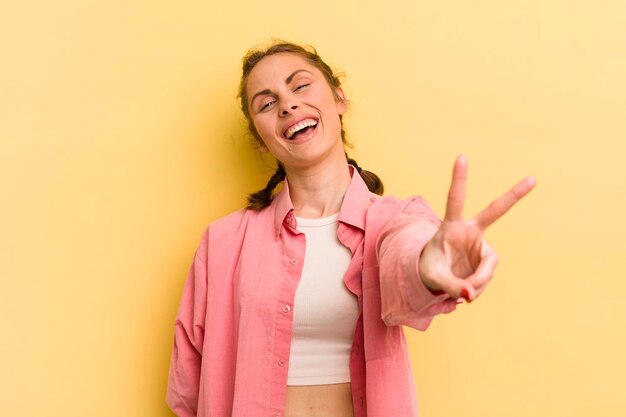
[461,288,472,303]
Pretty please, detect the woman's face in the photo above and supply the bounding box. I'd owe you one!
[246,53,347,170]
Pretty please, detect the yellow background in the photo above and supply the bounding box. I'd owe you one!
[1,1,625,416]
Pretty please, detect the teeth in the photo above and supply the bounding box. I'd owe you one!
[286,119,318,139]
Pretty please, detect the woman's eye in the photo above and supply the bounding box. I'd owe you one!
[260,100,275,111]
[295,83,310,91]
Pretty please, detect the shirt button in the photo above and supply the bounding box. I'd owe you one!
[290,258,298,265]
[282,305,291,313]
[278,359,286,367]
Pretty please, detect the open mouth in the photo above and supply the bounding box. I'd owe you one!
[284,118,318,140]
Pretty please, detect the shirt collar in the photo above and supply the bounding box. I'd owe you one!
[273,165,374,237]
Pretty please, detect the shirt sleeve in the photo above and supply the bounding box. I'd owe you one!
[166,229,209,417]
[376,196,458,330]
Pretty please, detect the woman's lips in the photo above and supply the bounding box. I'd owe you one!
[285,121,318,143]
[284,118,319,139]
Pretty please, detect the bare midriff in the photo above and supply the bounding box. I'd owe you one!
[285,383,354,417]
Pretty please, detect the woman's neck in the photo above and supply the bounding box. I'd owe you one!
[285,158,351,219]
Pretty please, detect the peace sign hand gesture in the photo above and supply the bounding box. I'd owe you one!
[418,156,536,302]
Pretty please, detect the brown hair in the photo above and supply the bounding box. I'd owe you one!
[238,41,383,210]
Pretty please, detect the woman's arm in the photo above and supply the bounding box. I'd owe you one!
[377,156,535,328]
[166,230,209,417]
[377,197,459,329]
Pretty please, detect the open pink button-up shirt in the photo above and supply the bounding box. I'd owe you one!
[166,168,458,417]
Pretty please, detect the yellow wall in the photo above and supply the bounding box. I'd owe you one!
[1,1,624,416]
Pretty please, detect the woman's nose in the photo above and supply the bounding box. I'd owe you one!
[280,103,298,116]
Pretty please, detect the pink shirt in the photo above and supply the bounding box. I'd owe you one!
[166,168,458,417]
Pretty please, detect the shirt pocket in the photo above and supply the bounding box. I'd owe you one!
[362,266,402,361]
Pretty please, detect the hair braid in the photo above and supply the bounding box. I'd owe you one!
[346,155,384,196]
[246,163,286,210]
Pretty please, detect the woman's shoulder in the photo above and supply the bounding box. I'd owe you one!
[208,207,247,230]
[193,207,267,263]
[205,205,274,237]
[369,194,436,217]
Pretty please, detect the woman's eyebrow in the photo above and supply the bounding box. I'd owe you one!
[285,69,313,84]
[250,69,315,107]
[250,89,272,107]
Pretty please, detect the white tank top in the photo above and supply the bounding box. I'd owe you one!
[287,213,359,385]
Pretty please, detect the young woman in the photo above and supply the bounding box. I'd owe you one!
[166,42,535,417]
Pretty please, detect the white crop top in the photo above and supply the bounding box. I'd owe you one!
[287,213,359,386]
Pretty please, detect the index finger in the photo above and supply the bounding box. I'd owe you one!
[444,155,468,221]
[473,176,536,229]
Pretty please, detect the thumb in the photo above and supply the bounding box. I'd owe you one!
[423,268,476,302]
[445,277,475,302]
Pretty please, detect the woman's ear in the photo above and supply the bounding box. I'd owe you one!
[335,87,348,115]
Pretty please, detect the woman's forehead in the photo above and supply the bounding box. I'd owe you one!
[248,53,319,87]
